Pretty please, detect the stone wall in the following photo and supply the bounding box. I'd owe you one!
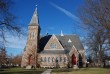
[38,54,68,68]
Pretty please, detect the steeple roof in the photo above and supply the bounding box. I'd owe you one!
[61,30,64,36]
[29,7,39,26]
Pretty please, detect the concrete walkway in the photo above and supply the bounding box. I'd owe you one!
[41,69,52,74]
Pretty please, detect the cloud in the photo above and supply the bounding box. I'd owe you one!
[49,2,88,36]
[7,38,26,49]
[2,26,28,49]
[49,2,81,22]
[5,33,26,49]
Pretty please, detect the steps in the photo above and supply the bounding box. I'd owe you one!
[26,65,32,69]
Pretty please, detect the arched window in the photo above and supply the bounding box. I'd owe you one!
[52,57,54,62]
[30,32,33,39]
[56,57,58,63]
[48,57,50,62]
[30,32,35,39]
[60,57,62,62]
[64,57,66,62]
[30,33,31,39]
[44,57,46,62]
[41,57,43,62]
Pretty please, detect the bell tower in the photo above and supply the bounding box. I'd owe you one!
[21,7,40,68]
[27,7,40,52]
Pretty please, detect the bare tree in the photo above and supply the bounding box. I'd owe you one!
[12,54,22,66]
[78,0,110,66]
[0,48,7,65]
[0,0,22,47]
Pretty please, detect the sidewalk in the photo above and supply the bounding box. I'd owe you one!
[41,69,52,74]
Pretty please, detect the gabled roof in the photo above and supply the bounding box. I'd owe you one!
[56,35,84,50]
[29,7,39,26]
[39,34,84,54]
[44,34,64,50]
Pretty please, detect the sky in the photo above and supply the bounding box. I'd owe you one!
[6,0,87,56]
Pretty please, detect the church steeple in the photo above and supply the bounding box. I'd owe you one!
[21,7,40,68]
[29,7,39,25]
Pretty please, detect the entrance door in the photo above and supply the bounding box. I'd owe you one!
[72,54,77,65]
[29,55,33,65]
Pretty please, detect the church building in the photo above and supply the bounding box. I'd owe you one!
[21,7,85,68]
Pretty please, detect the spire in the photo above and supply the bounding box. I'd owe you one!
[61,30,64,36]
[29,6,39,25]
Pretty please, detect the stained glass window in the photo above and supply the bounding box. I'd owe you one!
[50,43,57,49]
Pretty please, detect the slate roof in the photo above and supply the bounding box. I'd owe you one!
[29,8,39,26]
[39,34,84,54]
[39,35,51,52]
[56,35,84,50]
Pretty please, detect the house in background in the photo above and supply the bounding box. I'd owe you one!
[21,7,85,68]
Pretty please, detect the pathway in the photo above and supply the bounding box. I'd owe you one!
[41,69,52,74]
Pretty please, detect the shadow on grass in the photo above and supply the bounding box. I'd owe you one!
[0,68,45,74]
[0,71,42,74]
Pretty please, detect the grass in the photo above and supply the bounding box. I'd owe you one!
[52,68,110,74]
[0,67,110,74]
[0,67,46,74]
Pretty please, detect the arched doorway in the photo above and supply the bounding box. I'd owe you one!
[29,55,33,65]
[72,54,77,65]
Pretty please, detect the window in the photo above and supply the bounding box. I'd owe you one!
[52,57,54,62]
[56,57,58,63]
[48,57,50,62]
[30,32,33,39]
[50,43,57,49]
[41,57,43,62]
[44,57,46,62]
[60,57,62,62]
[64,57,66,62]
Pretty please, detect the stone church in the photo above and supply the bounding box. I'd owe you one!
[21,7,85,68]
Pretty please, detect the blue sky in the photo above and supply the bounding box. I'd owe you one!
[6,0,87,56]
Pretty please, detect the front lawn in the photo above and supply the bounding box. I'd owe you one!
[1,67,110,74]
[0,67,45,74]
[52,68,110,74]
